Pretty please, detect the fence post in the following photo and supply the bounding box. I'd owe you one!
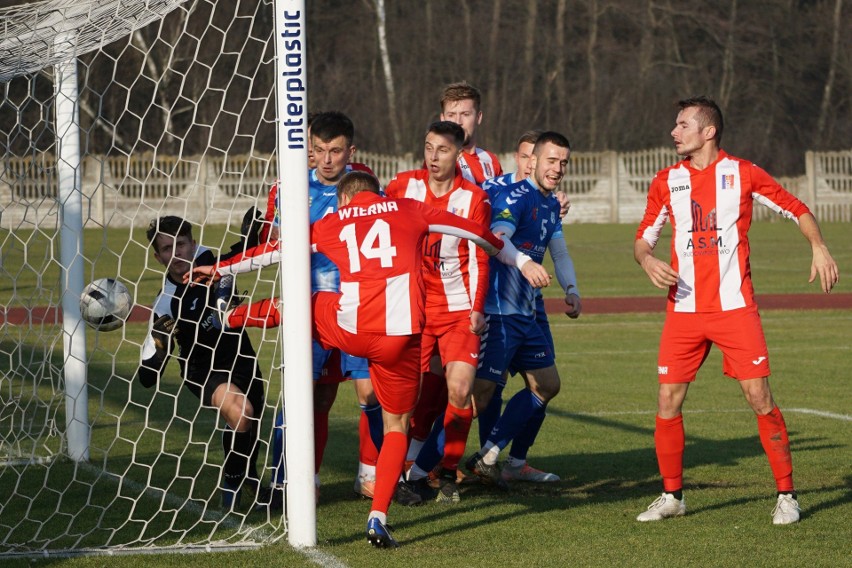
[82,156,101,225]
[609,150,619,223]
[199,155,210,224]
[805,150,816,209]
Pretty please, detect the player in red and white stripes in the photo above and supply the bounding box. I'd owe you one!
[634,96,839,525]
[188,171,550,547]
[386,121,493,504]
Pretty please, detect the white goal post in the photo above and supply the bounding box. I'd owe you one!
[0,0,315,557]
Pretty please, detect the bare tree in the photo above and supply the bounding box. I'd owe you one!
[815,0,843,144]
[368,0,402,153]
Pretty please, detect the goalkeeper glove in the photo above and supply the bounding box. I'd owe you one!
[151,315,177,358]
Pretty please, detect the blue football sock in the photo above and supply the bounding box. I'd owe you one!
[508,403,547,462]
[360,403,384,451]
[487,389,545,452]
[478,384,504,447]
[414,412,445,474]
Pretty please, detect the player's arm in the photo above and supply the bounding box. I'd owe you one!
[188,240,282,284]
[135,313,178,388]
[635,178,678,289]
[423,214,556,288]
[749,165,839,293]
[554,191,571,219]
[634,238,678,289]
[469,196,492,315]
[489,220,552,288]
[548,235,581,318]
[797,212,839,293]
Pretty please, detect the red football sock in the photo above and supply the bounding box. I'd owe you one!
[372,431,407,515]
[359,410,379,466]
[226,298,280,329]
[314,409,329,474]
[441,403,473,472]
[655,414,685,493]
[757,406,794,492]
[409,372,448,441]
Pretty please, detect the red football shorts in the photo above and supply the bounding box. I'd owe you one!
[657,304,770,383]
[312,292,421,415]
[420,311,481,372]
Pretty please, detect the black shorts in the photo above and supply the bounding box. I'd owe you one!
[184,366,265,414]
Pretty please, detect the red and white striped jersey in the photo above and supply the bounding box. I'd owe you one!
[310,192,503,336]
[458,147,502,186]
[636,150,811,313]
[386,170,492,314]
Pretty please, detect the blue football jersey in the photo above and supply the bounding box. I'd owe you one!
[486,178,562,316]
[308,169,341,292]
[482,171,519,199]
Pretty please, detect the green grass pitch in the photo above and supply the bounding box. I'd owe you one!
[0,222,849,566]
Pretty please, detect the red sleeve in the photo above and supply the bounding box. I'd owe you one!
[415,200,503,254]
[216,240,281,274]
[384,176,403,198]
[259,184,278,243]
[749,163,811,220]
[635,173,669,247]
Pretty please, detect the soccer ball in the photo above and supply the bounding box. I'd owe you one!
[80,278,133,331]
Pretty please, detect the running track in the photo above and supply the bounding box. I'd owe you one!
[2,293,850,325]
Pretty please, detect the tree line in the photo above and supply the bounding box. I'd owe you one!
[1,0,848,176]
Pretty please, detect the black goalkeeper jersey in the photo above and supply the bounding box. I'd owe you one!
[136,246,260,396]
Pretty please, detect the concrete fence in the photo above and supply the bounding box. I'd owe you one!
[2,148,850,229]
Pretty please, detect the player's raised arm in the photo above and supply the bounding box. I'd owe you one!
[186,240,282,284]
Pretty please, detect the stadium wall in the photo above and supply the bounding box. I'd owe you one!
[2,148,850,228]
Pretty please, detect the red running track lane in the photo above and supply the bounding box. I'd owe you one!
[2,293,851,325]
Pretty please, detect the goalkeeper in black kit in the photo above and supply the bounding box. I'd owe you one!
[135,215,274,511]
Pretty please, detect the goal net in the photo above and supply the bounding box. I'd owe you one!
[0,0,307,557]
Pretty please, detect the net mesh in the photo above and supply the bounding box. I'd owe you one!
[1,0,289,556]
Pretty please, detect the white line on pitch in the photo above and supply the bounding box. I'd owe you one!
[566,408,851,421]
[298,547,350,568]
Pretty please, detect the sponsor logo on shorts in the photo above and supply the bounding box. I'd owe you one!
[534,351,546,358]
[470,353,479,359]
[752,356,767,365]
[658,366,668,375]
[489,367,502,375]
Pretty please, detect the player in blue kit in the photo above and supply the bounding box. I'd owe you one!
[467,131,577,486]
[265,112,384,503]
[478,131,580,483]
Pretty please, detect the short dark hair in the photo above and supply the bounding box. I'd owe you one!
[678,96,724,144]
[147,216,192,253]
[533,131,571,155]
[425,120,465,149]
[516,129,543,149]
[440,81,482,112]
[337,171,381,200]
[310,111,355,146]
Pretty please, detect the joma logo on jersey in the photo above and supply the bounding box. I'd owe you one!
[671,184,690,193]
[689,200,719,232]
